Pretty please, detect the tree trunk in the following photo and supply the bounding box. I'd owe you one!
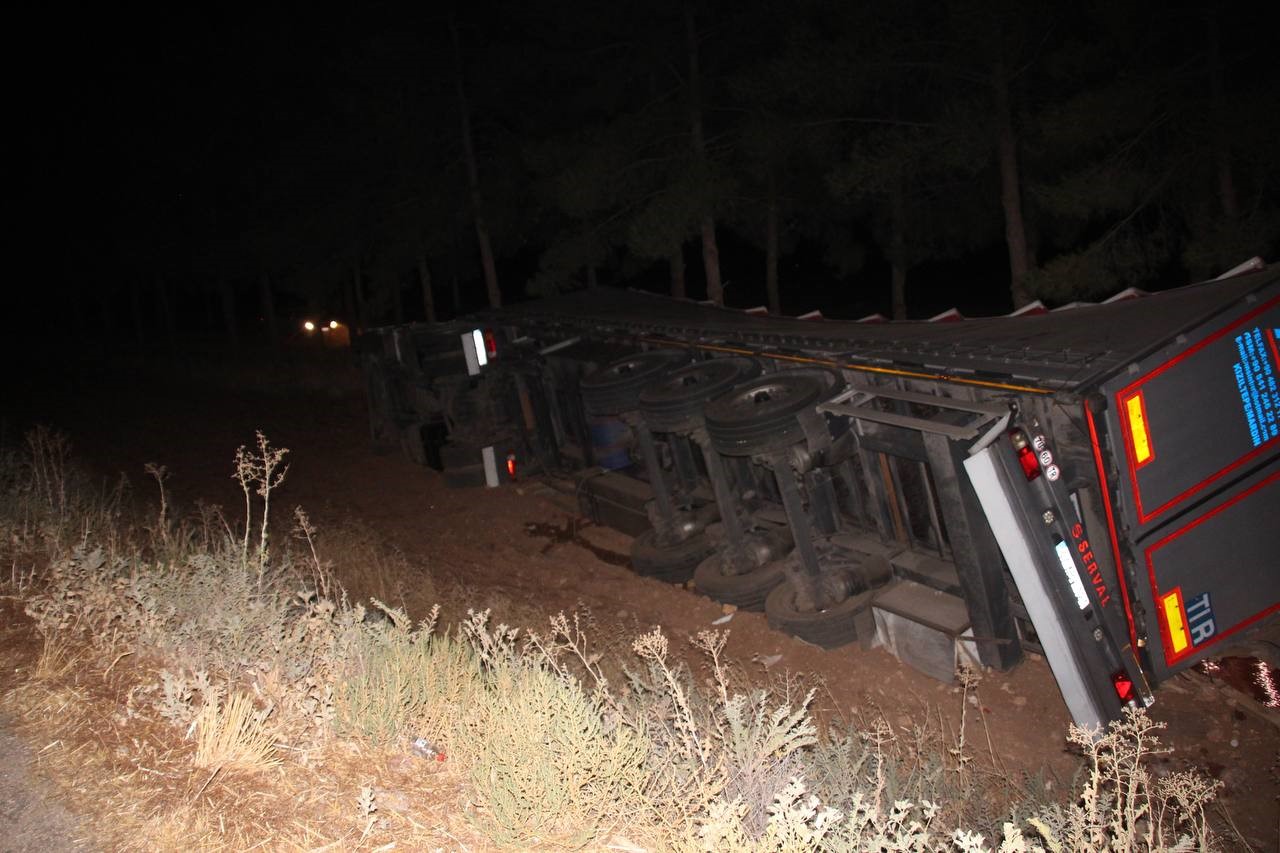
[67,266,86,341]
[765,169,781,315]
[451,21,502,309]
[1206,12,1238,220]
[686,7,723,305]
[259,272,279,346]
[669,247,686,299]
[889,179,908,321]
[156,274,177,356]
[450,274,462,319]
[205,287,217,335]
[699,219,722,304]
[390,272,404,324]
[129,277,147,348]
[219,279,239,352]
[100,287,116,344]
[992,59,1033,308]
[351,258,368,331]
[417,254,437,323]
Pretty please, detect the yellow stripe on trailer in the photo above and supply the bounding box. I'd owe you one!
[1161,589,1190,655]
[649,338,1055,395]
[1125,392,1153,465]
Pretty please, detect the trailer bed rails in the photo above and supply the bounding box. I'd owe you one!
[489,270,1271,391]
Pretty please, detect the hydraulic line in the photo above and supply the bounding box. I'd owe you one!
[643,338,1053,396]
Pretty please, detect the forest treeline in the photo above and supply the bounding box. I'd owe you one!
[39,0,1280,347]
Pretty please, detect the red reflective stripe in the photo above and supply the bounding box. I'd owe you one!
[1117,293,1280,524]
[1085,404,1138,651]
[1115,293,1279,398]
[1134,439,1277,524]
[1143,470,1280,664]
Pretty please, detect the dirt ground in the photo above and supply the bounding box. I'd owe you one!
[6,360,1279,849]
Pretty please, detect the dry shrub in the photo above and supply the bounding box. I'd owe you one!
[1010,706,1223,852]
[0,427,128,560]
[466,657,650,846]
[306,515,440,618]
[332,604,489,747]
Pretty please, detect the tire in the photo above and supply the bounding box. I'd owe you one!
[443,464,487,488]
[693,553,786,611]
[704,369,841,456]
[630,527,717,584]
[639,357,761,433]
[580,350,692,416]
[439,441,483,469]
[365,366,401,455]
[764,578,874,650]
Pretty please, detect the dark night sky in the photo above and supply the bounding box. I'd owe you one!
[13,2,1280,359]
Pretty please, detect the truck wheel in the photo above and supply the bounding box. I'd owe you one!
[764,579,873,650]
[443,464,487,488]
[693,554,785,611]
[630,528,716,584]
[639,357,761,432]
[439,442,489,488]
[581,350,692,416]
[365,367,400,455]
[704,369,841,456]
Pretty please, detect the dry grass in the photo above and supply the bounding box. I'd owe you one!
[0,427,1235,852]
[193,691,280,772]
[0,635,482,851]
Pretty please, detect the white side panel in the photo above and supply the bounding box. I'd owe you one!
[462,331,481,376]
[482,445,499,488]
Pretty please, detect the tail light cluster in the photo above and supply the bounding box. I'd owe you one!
[463,328,500,376]
[1111,669,1137,704]
[1008,429,1061,482]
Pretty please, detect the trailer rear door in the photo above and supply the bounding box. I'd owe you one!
[1097,281,1279,681]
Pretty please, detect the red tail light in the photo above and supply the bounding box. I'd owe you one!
[1009,430,1041,481]
[1111,670,1136,704]
[506,453,517,480]
[483,329,498,359]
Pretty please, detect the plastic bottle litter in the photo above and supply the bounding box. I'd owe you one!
[410,736,448,762]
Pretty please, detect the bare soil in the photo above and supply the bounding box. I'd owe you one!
[6,362,1279,848]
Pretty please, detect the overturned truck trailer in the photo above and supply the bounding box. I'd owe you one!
[358,264,1280,731]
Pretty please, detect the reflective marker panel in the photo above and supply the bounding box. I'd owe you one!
[1123,392,1153,466]
[1160,588,1191,656]
[461,328,491,376]
[1054,539,1091,610]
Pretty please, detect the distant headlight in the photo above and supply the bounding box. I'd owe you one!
[303,320,316,332]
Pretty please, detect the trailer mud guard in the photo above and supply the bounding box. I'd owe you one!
[964,445,1111,731]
